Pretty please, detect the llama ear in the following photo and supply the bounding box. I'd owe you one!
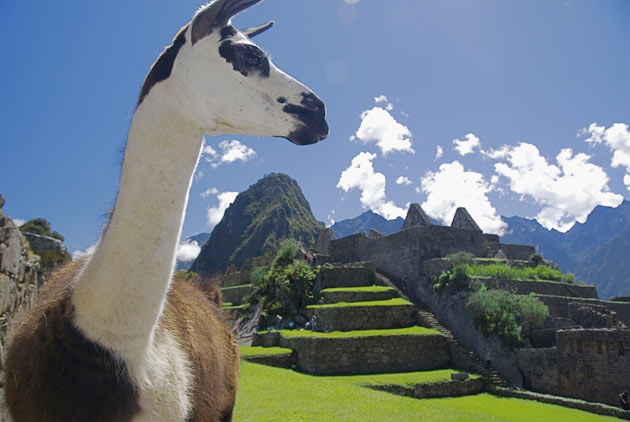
[243,20,274,38]
[191,0,264,44]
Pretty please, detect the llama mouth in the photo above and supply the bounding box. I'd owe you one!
[285,123,328,146]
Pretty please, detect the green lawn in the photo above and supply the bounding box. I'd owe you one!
[234,362,616,421]
[221,284,253,291]
[320,286,394,293]
[240,346,293,357]
[321,369,481,387]
[272,326,442,338]
[307,297,411,309]
[223,304,247,310]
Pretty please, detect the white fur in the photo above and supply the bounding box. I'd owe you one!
[70,2,319,418]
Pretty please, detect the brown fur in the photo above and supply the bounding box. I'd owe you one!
[4,261,240,422]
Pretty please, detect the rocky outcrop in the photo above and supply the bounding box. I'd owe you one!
[0,195,42,399]
[22,232,70,271]
[191,174,325,275]
[401,203,432,231]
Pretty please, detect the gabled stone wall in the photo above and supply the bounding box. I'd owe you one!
[518,329,630,406]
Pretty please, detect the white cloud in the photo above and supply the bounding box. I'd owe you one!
[453,133,481,156]
[201,187,219,198]
[493,142,623,232]
[396,176,412,185]
[420,161,507,235]
[72,244,97,260]
[12,218,25,227]
[374,94,393,111]
[203,145,217,157]
[353,102,414,156]
[327,210,336,227]
[337,152,407,220]
[581,122,630,185]
[207,191,239,227]
[434,145,444,161]
[203,139,256,168]
[176,239,201,262]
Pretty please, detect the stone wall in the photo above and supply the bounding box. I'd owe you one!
[480,278,598,299]
[222,255,272,287]
[306,303,416,332]
[537,295,630,325]
[320,288,396,304]
[279,334,451,375]
[315,262,379,290]
[569,303,618,328]
[518,329,630,407]
[0,196,43,416]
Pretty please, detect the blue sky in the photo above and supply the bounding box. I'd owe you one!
[1,0,629,259]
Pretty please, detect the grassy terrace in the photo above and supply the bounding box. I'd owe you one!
[265,326,442,339]
[322,369,481,387]
[320,286,394,293]
[220,283,253,291]
[307,298,411,309]
[234,362,616,421]
[223,304,247,310]
[240,346,293,357]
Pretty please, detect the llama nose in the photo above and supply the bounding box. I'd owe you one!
[301,92,325,115]
[282,92,329,143]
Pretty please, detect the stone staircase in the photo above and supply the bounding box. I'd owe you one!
[246,263,486,397]
[416,309,510,387]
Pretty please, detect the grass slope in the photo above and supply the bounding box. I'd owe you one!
[322,369,481,387]
[307,298,411,309]
[234,362,616,421]
[320,286,394,293]
[272,326,441,338]
[240,346,293,357]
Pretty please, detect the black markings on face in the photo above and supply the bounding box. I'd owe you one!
[138,25,188,106]
[220,26,237,41]
[276,97,286,104]
[218,41,270,78]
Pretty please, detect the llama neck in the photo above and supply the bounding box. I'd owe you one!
[73,99,203,359]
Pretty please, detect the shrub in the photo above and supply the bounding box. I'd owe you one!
[529,253,544,266]
[19,218,64,241]
[466,288,549,349]
[466,263,574,284]
[445,252,474,267]
[432,264,471,294]
[246,239,320,326]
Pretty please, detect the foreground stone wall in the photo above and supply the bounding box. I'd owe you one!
[0,196,43,417]
[307,303,416,332]
[280,334,451,375]
[519,329,630,407]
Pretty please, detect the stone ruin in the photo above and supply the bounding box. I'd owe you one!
[317,203,630,409]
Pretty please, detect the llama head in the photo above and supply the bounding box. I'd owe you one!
[139,0,329,146]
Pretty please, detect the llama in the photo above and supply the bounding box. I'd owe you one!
[4,0,328,420]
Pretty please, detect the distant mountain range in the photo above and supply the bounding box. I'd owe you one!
[502,200,630,299]
[331,210,404,238]
[186,173,630,298]
[190,173,324,275]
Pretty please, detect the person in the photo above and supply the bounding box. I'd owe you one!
[305,315,317,331]
[620,392,630,410]
[402,274,408,292]
[485,351,492,370]
[312,253,318,266]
